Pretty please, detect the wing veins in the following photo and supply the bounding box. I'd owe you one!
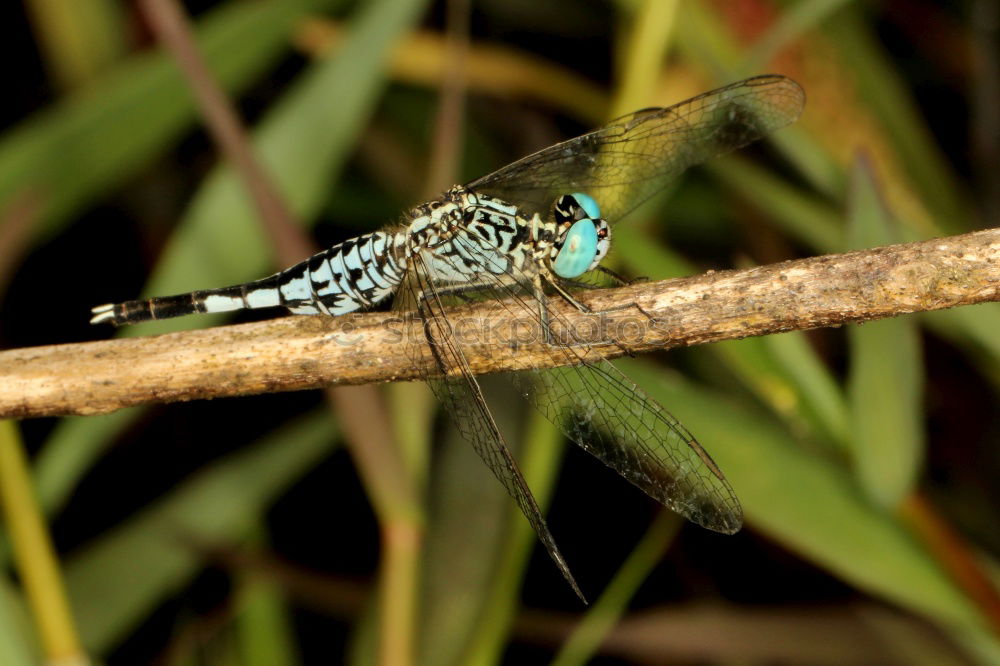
[403,250,586,601]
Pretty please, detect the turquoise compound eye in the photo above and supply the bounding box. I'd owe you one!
[553,219,599,278]
[571,192,601,220]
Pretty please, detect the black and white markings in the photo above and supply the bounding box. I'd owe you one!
[87,186,552,327]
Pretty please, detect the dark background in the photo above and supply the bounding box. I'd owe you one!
[0,1,997,664]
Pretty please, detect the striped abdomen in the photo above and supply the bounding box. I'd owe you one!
[91,231,408,326]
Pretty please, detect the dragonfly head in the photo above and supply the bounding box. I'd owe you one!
[550,193,611,279]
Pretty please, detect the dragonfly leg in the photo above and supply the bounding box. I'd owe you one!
[548,272,660,321]
[556,275,667,326]
[548,269,659,321]
[547,278,593,313]
[539,273,673,354]
[535,277,628,356]
[532,276,558,345]
[595,265,650,286]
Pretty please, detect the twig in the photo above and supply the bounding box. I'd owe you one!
[137,0,310,260]
[2,228,998,420]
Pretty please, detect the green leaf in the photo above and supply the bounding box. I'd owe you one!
[713,335,848,451]
[25,0,127,89]
[236,528,301,666]
[419,399,514,666]
[762,331,850,449]
[824,9,971,232]
[0,575,38,666]
[0,0,339,240]
[613,223,693,279]
[707,157,843,254]
[66,412,337,654]
[846,157,923,508]
[551,511,679,666]
[622,360,988,636]
[419,379,567,666]
[460,411,567,666]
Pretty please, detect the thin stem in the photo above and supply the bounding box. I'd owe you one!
[0,421,86,664]
[611,0,680,116]
[138,0,310,259]
[551,511,680,666]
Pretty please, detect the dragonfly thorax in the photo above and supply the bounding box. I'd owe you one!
[403,187,535,284]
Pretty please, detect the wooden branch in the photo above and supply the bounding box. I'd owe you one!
[3,228,998,420]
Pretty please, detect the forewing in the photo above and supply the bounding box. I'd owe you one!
[396,248,585,601]
[467,74,804,226]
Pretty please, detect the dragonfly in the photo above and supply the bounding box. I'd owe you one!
[92,74,805,600]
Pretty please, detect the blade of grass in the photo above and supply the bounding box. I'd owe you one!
[461,410,567,666]
[709,336,846,452]
[551,511,680,666]
[419,375,561,666]
[24,0,126,89]
[235,527,301,666]
[672,0,742,80]
[237,578,301,666]
[846,156,923,508]
[706,157,843,254]
[824,8,972,231]
[610,224,692,279]
[0,421,84,664]
[0,0,338,241]
[743,0,857,74]
[0,575,37,666]
[65,410,337,654]
[621,360,993,639]
[610,0,680,116]
[762,331,850,449]
[418,407,516,666]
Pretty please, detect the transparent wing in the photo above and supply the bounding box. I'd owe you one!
[467,74,804,225]
[394,248,586,601]
[423,223,742,535]
[511,360,742,534]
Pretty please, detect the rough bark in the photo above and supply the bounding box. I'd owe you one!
[2,228,998,419]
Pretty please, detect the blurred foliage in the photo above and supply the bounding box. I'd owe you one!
[0,0,998,664]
